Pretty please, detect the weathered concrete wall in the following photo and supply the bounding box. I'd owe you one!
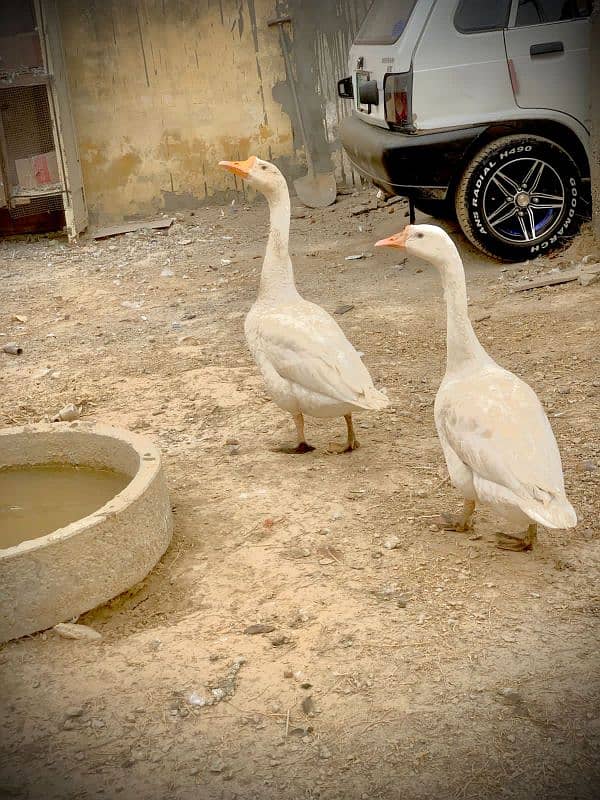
[57,0,368,223]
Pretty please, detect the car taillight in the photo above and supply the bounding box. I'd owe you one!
[384,72,413,130]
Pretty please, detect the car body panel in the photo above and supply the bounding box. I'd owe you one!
[504,17,590,130]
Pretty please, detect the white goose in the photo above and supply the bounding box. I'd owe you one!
[219,156,389,453]
[376,224,576,551]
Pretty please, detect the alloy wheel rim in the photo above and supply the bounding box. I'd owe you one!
[481,157,565,245]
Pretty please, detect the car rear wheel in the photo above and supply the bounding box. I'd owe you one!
[455,134,583,261]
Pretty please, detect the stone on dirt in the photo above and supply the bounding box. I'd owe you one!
[53,623,102,640]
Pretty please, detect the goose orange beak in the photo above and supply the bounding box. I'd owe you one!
[375,226,411,248]
[218,156,257,179]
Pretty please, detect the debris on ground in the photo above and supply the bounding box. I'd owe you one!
[92,217,175,240]
[53,622,102,640]
[183,657,246,711]
[244,623,276,635]
[52,403,81,422]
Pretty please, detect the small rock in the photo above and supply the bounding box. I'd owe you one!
[64,706,84,719]
[319,746,332,760]
[301,695,316,715]
[334,303,355,316]
[188,692,207,707]
[11,314,28,323]
[383,536,401,550]
[579,266,600,287]
[582,459,597,472]
[227,445,241,456]
[283,669,294,679]
[160,268,174,277]
[53,622,102,641]
[373,585,399,601]
[225,437,240,446]
[345,254,365,261]
[498,687,522,705]
[270,633,290,647]
[2,342,22,355]
[244,623,276,635]
[208,758,225,774]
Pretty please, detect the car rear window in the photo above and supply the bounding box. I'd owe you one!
[515,0,592,25]
[354,0,418,45]
[454,0,511,32]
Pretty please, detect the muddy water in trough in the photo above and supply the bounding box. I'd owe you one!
[0,464,130,548]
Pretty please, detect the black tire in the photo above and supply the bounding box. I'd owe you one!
[455,134,583,262]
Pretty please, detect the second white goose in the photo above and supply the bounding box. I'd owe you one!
[376,224,576,551]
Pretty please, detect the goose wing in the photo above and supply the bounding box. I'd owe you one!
[436,367,569,511]
[254,302,387,409]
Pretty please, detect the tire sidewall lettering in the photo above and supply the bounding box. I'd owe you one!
[464,140,580,260]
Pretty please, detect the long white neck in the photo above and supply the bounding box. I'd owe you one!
[258,184,298,302]
[439,250,490,373]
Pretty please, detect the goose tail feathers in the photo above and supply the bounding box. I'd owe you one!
[355,386,390,411]
[526,496,577,530]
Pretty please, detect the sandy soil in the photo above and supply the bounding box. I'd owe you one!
[1,190,599,800]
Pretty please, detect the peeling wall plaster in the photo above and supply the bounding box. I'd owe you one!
[58,0,369,221]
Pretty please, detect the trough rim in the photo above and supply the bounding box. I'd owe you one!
[0,421,163,559]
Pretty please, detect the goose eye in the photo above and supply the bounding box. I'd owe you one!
[416,232,424,239]
[261,165,267,170]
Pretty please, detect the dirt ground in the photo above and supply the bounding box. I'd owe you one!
[1,189,599,800]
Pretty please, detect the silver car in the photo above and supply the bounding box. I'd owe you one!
[338,0,592,261]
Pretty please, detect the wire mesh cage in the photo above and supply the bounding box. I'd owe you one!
[0,84,64,219]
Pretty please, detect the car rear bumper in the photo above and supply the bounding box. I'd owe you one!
[339,114,487,199]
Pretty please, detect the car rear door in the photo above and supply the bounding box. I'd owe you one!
[503,0,591,129]
[348,0,434,128]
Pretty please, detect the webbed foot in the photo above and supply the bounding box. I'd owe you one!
[275,441,316,455]
[435,512,473,533]
[435,500,476,533]
[327,439,360,454]
[496,524,537,552]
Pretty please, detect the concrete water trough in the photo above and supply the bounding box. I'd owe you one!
[0,422,173,643]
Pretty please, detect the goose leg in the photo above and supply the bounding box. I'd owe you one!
[436,499,475,532]
[496,523,537,552]
[276,412,315,454]
[328,414,360,454]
